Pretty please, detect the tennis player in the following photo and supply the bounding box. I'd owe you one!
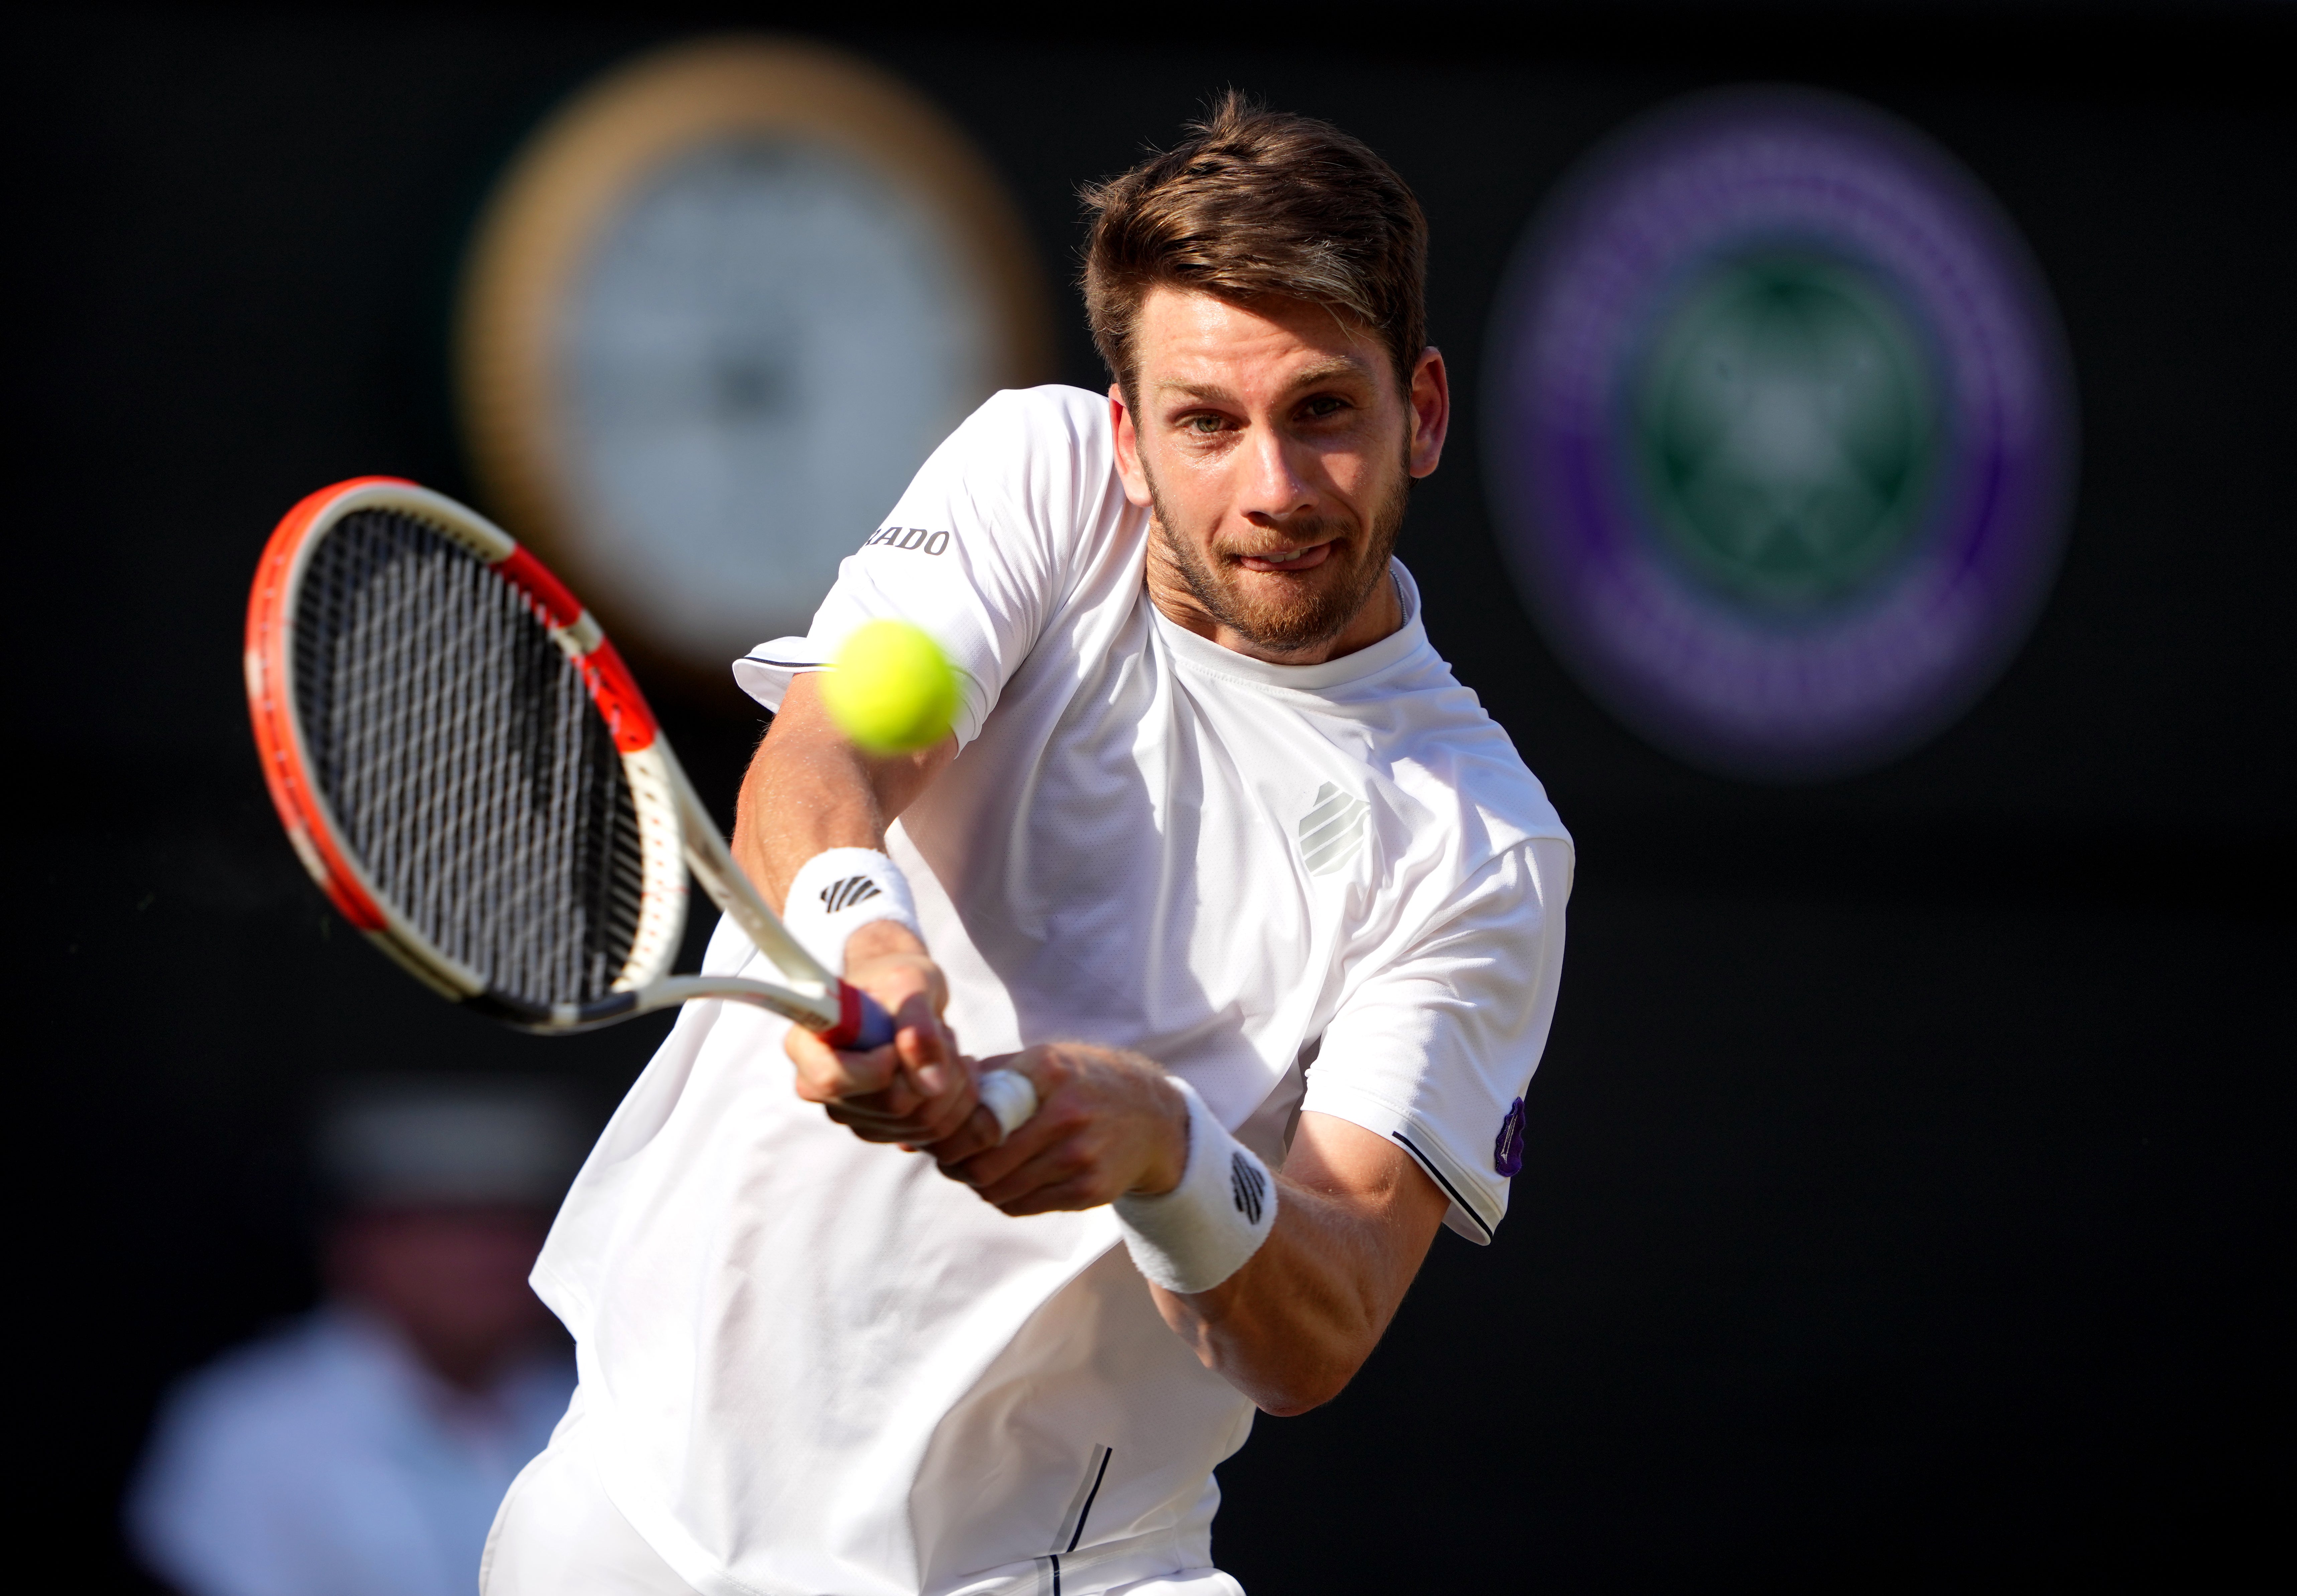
[485,95,1571,1596]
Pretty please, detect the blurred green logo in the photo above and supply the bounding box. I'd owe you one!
[1630,254,1941,612]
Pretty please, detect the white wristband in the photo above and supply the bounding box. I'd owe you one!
[781,848,923,976]
[1113,1078,1277,1294]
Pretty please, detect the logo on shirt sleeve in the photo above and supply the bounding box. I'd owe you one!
[1297,782,1369,877]
[1493,1097,1528,1177]
[861,526,952,555]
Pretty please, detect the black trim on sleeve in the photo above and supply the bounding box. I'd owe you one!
[1391,1131,1496,1242]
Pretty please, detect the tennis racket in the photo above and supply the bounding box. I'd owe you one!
[243,476,893,1045]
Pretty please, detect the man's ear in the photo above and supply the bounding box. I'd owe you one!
[1110,385,1156,509]
[1406,347,1451,480]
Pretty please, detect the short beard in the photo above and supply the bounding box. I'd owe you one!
[1146,467,1411,656]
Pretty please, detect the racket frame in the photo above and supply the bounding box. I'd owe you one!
[245,477,880,1044]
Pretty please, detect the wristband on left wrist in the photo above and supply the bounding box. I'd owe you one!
[1112,1077,1277,1294]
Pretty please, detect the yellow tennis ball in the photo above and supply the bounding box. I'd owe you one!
[820,620,960,755]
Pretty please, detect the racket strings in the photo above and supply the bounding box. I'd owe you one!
[292,510,648,1007]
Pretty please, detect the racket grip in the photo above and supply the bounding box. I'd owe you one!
[821,982,898,1051]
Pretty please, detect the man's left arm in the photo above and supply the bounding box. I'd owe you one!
[1159,1110,1450,1415]
[934,839,1566,1412]
[936,1047,1444,1414]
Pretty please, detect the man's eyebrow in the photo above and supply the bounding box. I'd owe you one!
[1151,358,1378,406]
[1285,357,1376,390]
[1152,380,1237,403]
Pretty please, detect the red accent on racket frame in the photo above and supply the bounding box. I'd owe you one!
[495,545,585,629]
[245,477,413,933]
[577,637,659,754]
[494,547,659,753]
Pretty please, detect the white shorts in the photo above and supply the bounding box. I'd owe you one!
[483,1397,1245,1596]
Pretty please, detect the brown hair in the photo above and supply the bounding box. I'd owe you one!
[1080,92,1429,405]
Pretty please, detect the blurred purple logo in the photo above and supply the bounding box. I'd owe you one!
[1494,1096,1527,1177]
[1484,89,2075,779]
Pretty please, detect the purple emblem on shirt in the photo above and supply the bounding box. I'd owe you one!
[1493,1097,1528,1177]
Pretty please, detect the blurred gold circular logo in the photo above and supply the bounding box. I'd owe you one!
[457,37,1051,681]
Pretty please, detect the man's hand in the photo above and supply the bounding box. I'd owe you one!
[933,1043,1192,1216]
[782,921,975,1146]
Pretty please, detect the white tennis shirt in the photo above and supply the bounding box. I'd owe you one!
[532,386,1572,1596]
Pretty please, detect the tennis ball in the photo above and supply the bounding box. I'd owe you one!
[820,619,960,755]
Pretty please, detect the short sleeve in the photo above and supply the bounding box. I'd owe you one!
[1298,836,1573,1243]
[732,386,1119,748]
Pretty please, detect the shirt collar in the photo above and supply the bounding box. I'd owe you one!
[1148,559,1429,693]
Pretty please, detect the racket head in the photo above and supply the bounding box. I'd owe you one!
[245,479,688,1029]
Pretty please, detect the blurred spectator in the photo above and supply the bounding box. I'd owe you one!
[127,1079,585,1596]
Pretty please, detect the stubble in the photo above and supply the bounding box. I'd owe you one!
[1145,467,1411,656]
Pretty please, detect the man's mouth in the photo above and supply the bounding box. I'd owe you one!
[1233,539,1336,574]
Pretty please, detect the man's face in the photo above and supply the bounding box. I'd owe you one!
[1112,287,1449,662]
[330,1203,554,1390]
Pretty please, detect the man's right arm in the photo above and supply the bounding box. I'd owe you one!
[733,673,953,911]
[734,676,973,1145]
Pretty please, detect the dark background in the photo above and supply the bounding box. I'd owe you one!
[20,2,2291,1588]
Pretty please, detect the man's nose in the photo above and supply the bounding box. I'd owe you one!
[1239,427,1314,524]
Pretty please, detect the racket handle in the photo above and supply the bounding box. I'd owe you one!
[821,982,898,1051]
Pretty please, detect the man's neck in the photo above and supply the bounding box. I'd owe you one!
[1145,545,1405,668]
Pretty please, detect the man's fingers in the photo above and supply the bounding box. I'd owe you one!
[949,1058,1066,1176]
[941,1098,1110,1210]
[823,1067,975,1137]
[968,1143,1107,1210]
[896,1007,953,1098]
[826,1095,940,1139]
[778,947,989,1150]
[990,1177,1111,1218]
[925,1044,1190,1216]
[926,1104,1016,1167]
[786,1001,957,1101]
[786,1029,906,1105]
[895,1072,982,1146]
[792,1018,977,1147]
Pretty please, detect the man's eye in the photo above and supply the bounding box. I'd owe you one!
[1184,415,1224,434]
[1304,396,1350,419]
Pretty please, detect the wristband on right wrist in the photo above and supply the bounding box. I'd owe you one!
[1112,1077,1277,1294]
[781,847,922,977]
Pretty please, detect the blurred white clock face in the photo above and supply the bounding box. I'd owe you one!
[559,136,995,669]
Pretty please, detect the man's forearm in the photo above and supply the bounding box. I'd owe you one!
[735,724,891,911]
[734,676,954,909]
[753,675,975,1146]
[1146,1112,1449,1416]
[1151,1187,1403,1414]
